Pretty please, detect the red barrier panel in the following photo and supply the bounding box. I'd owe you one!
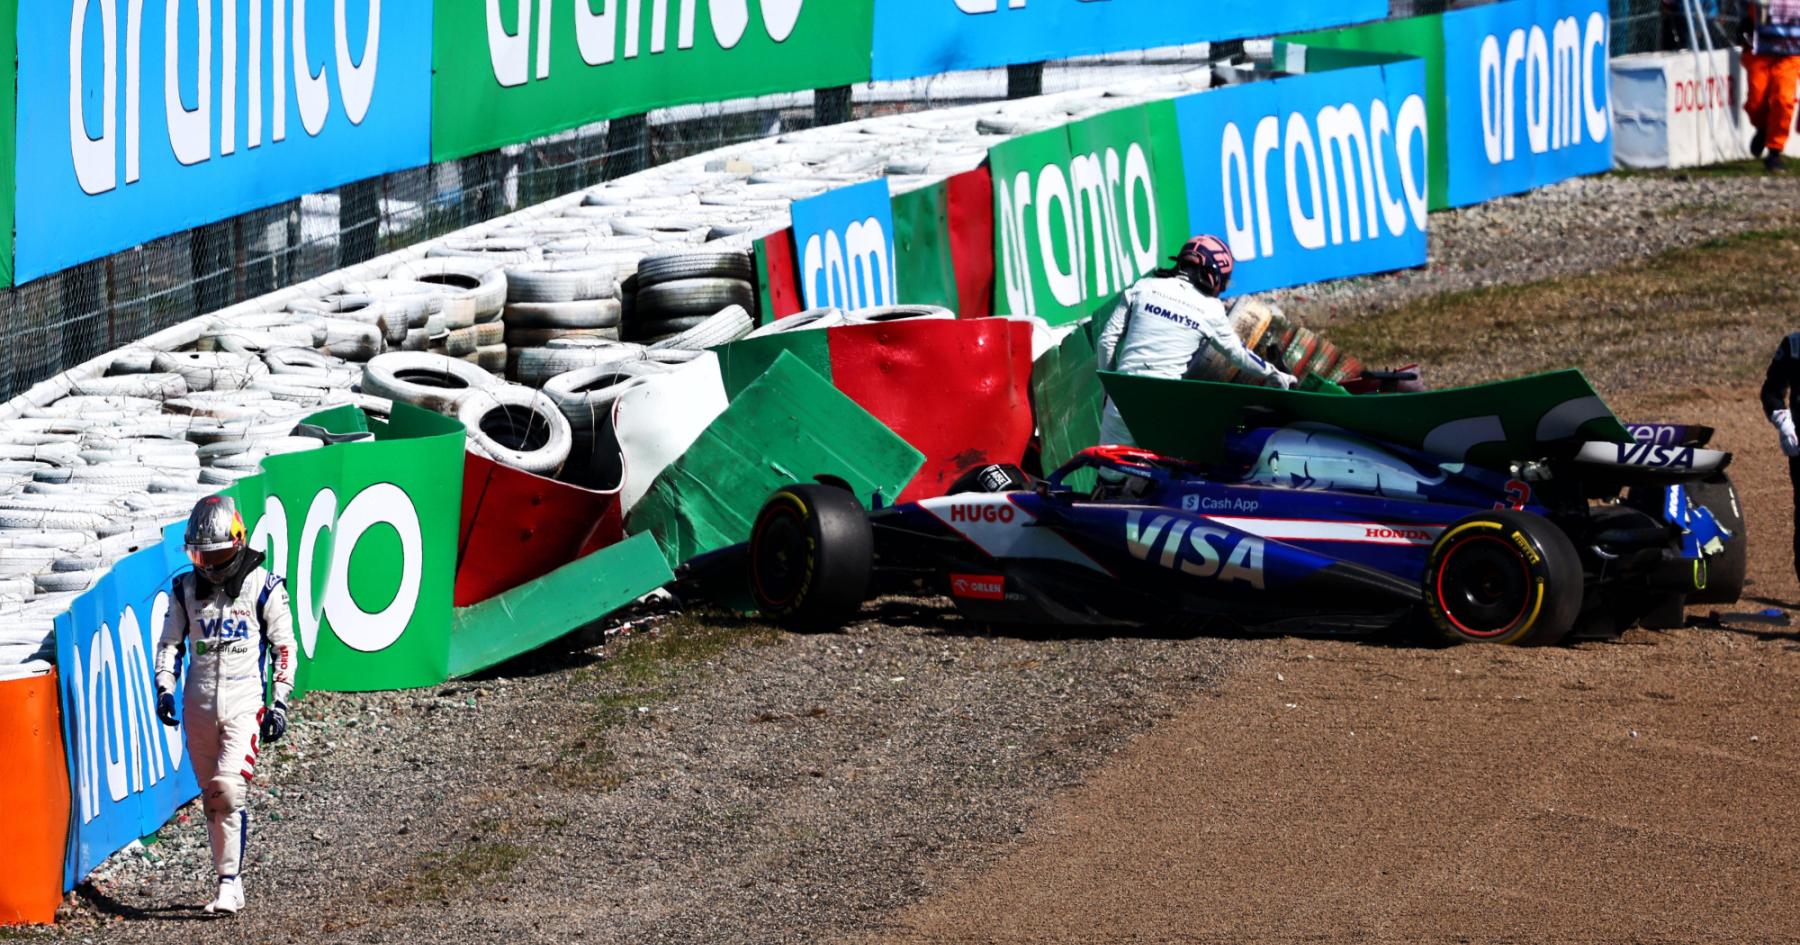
[828,318,1034,503]
[0,670,69,925]
[454,454,623,607]
[946,166,996,320]
[756,227,805,321]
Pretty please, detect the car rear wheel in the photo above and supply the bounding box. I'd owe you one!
[1686,472,1746,605]
[748,484,872,632]
[1423,510,1583,646]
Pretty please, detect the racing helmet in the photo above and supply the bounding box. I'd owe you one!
[1174,234,1234,297]
[184,495,248,582]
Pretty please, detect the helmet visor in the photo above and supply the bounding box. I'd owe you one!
[187,544,240,572]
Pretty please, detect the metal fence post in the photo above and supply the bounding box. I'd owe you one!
[815,85,854,126]
[340,177,383,267]
[605,114,651,181]
[1007,62,1044,99]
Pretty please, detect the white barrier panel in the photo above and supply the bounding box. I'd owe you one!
[1612,50,1748,169]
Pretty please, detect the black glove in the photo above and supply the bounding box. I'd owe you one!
[156,690,178,728]
[260,701,288,744]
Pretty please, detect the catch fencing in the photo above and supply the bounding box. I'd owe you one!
[0,0,1744,402]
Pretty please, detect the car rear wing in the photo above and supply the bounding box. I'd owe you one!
[1570,440,1729,482]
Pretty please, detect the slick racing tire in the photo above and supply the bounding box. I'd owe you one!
[1423,510,1582,646]
[1685,472,1747,606]
[748,484,872,632]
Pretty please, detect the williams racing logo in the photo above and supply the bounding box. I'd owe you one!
[1123,511,1266,589]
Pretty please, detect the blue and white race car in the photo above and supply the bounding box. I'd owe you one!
[744,419,1743,645]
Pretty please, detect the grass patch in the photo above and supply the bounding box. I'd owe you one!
[376,841,528,907]
[1327,227,1800,394]
[549,612,782,791]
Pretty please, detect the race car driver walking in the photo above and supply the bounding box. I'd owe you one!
[154,495,295,916]
[1095,234,1296,448]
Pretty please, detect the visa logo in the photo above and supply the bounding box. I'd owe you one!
[198,617,251,642]
[1615,443,1696,469]
[1123,511,1265,589]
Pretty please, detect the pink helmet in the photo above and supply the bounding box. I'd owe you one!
[1175,234,1234,296]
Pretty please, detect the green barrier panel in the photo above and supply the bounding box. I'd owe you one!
[892,180,960,310]
[230,403,466,695]
[990,102,1189,326]
[1279,13,1448,209]
[447,531,673,678]
[431,2,876,162]
[1031,325,1105,490]
[626,351,924,569]
[714,330,833,401]
[1100,369,1631,471]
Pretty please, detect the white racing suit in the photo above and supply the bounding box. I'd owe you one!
[154,553,295,882]
[1095,274,1291,447]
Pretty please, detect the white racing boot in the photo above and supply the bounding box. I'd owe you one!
[204,876,245,915]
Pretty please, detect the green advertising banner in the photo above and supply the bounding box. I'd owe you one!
[891,180,960,311]
[432,0,877,162]
[1280,13,1449,210]
[1031,323,1105,487]
[990,101,1189,326]
[627,352,924,569]
[231,404,467,695]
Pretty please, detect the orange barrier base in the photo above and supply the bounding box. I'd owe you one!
[0,670,69,925]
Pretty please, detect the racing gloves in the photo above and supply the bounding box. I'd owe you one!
[1272,371,1299,390]
[1772,409,1800,457]
[260,701,289,744]
[155,689,178,728]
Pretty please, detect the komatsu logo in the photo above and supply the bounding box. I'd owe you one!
[1123,511,1265,589]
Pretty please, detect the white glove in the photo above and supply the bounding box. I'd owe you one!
[1270,371,1298,390]
[1773,409,1799,456]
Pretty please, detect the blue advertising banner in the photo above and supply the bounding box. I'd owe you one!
[1440,0,1612,207]
[54,524,198,889]
[871,0,1387,81]
[16,0,433,282]
[1175,59,1430,296]
[789,178,899,311]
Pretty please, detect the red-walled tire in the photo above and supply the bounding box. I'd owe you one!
[1423,510,1583,646]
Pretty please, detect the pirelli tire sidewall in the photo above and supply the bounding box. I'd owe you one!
[1423,510,1584,646]
[748,484,873,631]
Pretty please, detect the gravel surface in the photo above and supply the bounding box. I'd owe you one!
[49,603,1245,943]
[36,164,1800,944]
[1271,167,1800,321]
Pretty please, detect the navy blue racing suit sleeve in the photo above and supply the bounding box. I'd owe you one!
[1761,332,1800,417]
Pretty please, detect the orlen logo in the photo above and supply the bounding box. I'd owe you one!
[1365,526,1431,542]
[949,503,1015,524]
[1476,13,1610,166]
[950,573,1006,600]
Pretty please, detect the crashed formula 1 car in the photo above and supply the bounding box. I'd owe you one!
[743,373,1746,646]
